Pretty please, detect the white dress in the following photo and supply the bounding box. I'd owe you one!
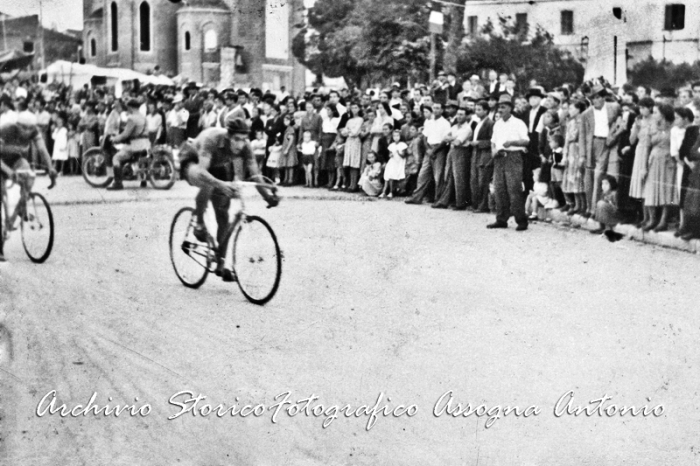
[52,127,69,161]
[383,141,407,181]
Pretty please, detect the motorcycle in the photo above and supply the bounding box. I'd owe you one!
[82,135,176,190]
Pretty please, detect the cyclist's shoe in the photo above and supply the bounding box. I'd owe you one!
[192,224,208,243]
[106,182,124,191]
[215,268,236,282]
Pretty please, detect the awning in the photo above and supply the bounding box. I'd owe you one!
[0,50,35,73]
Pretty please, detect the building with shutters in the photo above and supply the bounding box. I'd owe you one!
[82,0,306,93]
[461,0,700,85]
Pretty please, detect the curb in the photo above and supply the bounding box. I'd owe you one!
[538,207,700,254]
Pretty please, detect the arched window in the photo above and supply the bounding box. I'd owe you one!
[90,38,97,57]
[110,2,118,52]
[184,31,191,51]
[139,2,151,51]
[204,29,217,51]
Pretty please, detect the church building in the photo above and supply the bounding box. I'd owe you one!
[82,0,306,93]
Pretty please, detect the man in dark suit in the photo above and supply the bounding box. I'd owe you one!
[523,86,548,193]
[469,99,495,212]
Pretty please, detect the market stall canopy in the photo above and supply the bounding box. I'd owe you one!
[0,50,35,73]
[40,61,174,94]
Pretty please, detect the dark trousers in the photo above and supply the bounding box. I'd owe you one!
[493,151,527,225]
[471,151,493,211]
[408,144,447,203]
[435,146,471,208]
[585,137,611,215]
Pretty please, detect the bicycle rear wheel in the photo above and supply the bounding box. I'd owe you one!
[21,193,54,263]
[232,215,281,305]
[82,148,112,188]
[169,207,213,288]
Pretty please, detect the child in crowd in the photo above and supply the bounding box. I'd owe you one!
[546,133,565,209]
[266,135,283,184]
[526,169,557,220]
[299,130,318,187]
[379,129,407,198]
[51,113,68,174]
[594,175,624,241]
[359,151,383,197]
[66,121,80,175]
[251,130,267,172]
[281,114,298,186]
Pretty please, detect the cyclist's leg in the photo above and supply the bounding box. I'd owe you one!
[211,189,231,260]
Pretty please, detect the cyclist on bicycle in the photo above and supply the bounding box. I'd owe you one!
[0,95,58,262]
[179,116,279,282]
[107,98,150,190]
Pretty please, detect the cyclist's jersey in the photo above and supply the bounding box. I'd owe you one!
[0,111,42,166]
[180,127,259,181]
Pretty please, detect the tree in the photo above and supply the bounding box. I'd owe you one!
[455,16,585,92]
[628,57,698,91]
[292,0,433,88]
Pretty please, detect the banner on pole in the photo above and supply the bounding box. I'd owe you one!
[429,11,444,35]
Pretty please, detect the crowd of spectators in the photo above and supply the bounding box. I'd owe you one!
[2,67,700,241]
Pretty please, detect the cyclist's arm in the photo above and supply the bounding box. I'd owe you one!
[243,145,278,205]
[184,151,230,192]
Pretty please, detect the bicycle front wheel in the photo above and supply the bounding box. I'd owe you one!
[169,207,213,289]
[21,193,54,263]
[232,216,282,305]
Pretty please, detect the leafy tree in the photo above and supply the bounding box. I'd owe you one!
[455,15,585,92]
[292,0,434,88]
[628,57,698,91]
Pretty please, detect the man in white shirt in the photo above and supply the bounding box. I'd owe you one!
[581,84,621,217]
[166,95,189,147]
[432,106,473,210]
[488,94,530,230]
[405,102,452,204]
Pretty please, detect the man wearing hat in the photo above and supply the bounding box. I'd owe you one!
[487,94,530,230]
[445,99,460,124]
[166,94,189,148]
[183,82,203,139]
[432,71,449,106]
[524,86,548,193]
[581,83,621,218]
[108,98,150,190]
[178,116,279,282]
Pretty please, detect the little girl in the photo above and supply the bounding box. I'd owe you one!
[526,169,557,220]
[379,129,407,198]
[594,174,623,241]
[66,121,80,175]
[52,113,69,174]
[281,114,298,186]
[359,151,383,197]
[547,133,565,209]
[299,130,318,187]
[251,130,267,172]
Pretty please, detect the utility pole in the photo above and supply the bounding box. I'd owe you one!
[39,0,46,68]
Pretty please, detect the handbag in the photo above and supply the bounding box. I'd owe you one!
[266,145,282,168]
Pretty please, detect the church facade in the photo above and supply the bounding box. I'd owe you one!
[82,0,306,93]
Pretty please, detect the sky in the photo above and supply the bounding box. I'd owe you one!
[3,0,84,32]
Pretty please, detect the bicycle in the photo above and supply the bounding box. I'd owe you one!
[168,178,282,305]
[82,135,176,190]
[0,167,55,263]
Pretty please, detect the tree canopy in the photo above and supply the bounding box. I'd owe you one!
[293,2,585,91]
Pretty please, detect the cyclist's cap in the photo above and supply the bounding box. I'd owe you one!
[225,117,250,135]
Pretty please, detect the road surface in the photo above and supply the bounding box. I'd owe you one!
[1,179,699,465]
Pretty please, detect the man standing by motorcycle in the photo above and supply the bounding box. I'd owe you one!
[107,98,150,190]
